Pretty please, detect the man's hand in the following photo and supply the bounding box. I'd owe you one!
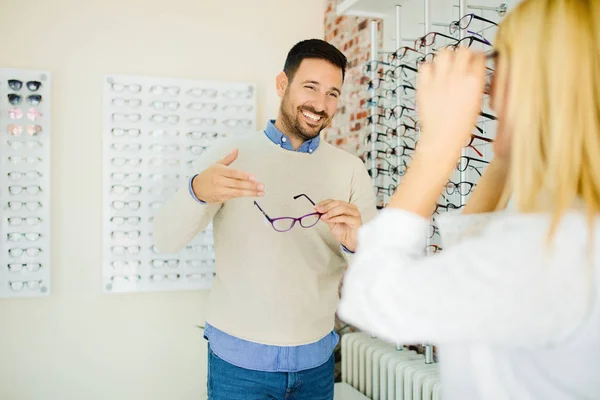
[315,200,362,253]
[192,148,265,204]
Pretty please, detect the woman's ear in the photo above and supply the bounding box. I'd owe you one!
[276,72,288,98]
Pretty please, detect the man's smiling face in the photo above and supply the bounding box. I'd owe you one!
[278,58,343,141]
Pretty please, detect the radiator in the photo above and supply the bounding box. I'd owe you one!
[341,332,442,400]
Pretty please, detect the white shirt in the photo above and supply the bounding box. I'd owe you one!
[338,209,600,399]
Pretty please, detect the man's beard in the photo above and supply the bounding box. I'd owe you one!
[279,93,330,142]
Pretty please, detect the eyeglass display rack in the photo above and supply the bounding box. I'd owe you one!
[356,0,508,363]
[102,74,257,294]
[0,68,52,299]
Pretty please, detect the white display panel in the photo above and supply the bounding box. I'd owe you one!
[102,74,257,293]
[0,69,51,298]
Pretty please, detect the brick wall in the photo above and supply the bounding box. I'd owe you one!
[323,0,382,158]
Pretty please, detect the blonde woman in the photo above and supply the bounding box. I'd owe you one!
[337,0,600,398]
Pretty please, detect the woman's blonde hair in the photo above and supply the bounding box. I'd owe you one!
[495,0,600,236]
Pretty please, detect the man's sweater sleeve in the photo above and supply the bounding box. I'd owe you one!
[344,156,378,261]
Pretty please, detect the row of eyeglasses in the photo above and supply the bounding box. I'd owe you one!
[3,78,47,294]
[361,13,500,250]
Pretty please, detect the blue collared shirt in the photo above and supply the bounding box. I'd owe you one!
[188,120,344,372]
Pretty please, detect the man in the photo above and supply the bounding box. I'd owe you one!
[153,39,377,400]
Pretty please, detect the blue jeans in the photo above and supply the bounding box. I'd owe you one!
[207,345,334,400]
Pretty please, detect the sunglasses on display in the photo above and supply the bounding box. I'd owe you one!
[8,80,42,92]
[8,94,42,106]
[7,124,43,136]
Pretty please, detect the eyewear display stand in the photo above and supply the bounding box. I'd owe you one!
[356,0,507,371]
[0,68,51,299]
[102,74,257,294]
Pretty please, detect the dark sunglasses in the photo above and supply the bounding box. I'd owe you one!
[8,80,42,92]
[8,94,42,106]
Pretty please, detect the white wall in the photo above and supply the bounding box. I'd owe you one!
[0,1,324,399]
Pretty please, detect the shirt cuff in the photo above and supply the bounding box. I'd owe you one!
[189,175,206,204]
[341,244,354,254]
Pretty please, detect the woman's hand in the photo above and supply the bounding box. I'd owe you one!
[387,48,487,217]
[416,48,487,154]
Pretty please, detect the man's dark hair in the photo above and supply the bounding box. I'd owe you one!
[283,39,348,82]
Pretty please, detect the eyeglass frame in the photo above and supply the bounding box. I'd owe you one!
[449,13,498,35]
[253,194,322,233]
[382,104,416,120]
[380,64,418,82]
[387,46,424,63]
[426,244,443,253]
[428,225,440,239]
[368,158,408,180]
[384,143,416,158]
[434,203,463,215]
[417,35,493,66]
[364,126,416,144]
[375,183,398,197]
[448,35,493,49]
[414,32,459,50]
[445,181,476,196]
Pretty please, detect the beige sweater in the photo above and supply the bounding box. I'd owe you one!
[153,131,377,345]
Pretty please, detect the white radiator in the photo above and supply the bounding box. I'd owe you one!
[341,332,442,400]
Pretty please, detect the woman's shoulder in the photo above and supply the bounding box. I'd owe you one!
[437,210,598,249]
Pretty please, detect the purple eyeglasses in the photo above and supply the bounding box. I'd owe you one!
[254,194,322,232]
